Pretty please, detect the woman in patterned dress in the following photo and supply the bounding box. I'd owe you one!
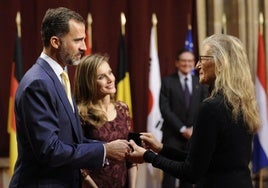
[74,54,137,188]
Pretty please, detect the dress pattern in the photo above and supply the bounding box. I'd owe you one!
[82,101,132,188]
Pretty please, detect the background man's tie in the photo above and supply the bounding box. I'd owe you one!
[61,71,74,109]
[184,77,191,109]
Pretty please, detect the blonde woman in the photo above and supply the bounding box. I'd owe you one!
[128,34,260,188]
[74,54,137,188]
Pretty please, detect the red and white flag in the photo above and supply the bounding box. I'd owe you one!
[253,19,268,173]
[147,15,163,143]
[146,13,163,188]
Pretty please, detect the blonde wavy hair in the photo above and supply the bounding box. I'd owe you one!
[74,54,115,127]
[203,34,260,133]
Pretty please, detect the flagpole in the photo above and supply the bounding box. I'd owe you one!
[259,12,264,36]
[259,169,263,188]
[16,12,21,38]
[152,13,158,51]
[87,13,92,51]
[258,12,264,188]
[121,12,126,36]
[222,13,227,34]
[187,13,192,30]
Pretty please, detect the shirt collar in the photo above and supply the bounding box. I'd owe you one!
[40,52,65,80]
[178,71,191,81]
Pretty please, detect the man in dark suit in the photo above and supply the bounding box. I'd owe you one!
[9,7,130,188]
[160,49,208,188]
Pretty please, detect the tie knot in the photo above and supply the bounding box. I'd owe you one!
[184,77,188,82]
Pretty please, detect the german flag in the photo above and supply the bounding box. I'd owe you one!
[7,12,23,176]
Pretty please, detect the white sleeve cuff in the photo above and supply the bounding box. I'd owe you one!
[102,144,109,166]
[180,126,187,133]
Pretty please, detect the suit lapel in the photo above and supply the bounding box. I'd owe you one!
[37,58,82,142]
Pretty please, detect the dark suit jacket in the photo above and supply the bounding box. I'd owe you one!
[160,73,208,151]
[144,93,253,188]
[9,58,104,188]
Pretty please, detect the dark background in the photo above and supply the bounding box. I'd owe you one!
[0,0,198,156]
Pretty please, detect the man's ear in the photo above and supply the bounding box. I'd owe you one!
[50,36,60,49]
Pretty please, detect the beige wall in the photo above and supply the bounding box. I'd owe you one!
[197,0,266,79]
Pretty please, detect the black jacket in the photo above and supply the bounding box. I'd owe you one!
[145,93,253,188]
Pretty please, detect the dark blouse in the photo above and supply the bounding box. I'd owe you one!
[81,101,132,188]
[144,94,254,188]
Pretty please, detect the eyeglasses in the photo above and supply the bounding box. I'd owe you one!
[199,55,214,63]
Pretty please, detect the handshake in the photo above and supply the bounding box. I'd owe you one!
[104,132,162,163]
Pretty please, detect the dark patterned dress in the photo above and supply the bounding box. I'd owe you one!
[81,101,133,188]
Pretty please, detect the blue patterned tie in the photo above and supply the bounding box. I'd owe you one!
[184,77,190,108]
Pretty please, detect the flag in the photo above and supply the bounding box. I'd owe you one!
[116,32,133,116]
[146,14,163,187]
[7,30,23,176]
[253,26,268,173]
[184,25,193,52]
[147,16,163,144]
[184,25,195,75]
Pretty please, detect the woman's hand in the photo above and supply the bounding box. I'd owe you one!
[140,132,163,153]
[127,140,146,163]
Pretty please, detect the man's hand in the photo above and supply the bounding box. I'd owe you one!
[104,139,131,161]
[127,140,146,164]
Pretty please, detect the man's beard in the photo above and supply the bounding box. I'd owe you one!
[72,59,81,66]
[58,48,80,66]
